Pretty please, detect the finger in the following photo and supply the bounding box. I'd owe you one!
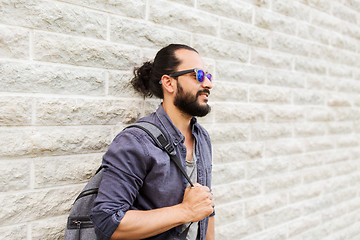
[208,193,213,200]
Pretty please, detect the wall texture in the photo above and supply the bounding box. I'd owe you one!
[1,0,360,239]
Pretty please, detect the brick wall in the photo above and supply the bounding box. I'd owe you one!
[1,0,360,239]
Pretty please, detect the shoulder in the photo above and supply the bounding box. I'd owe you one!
[194,122,211,140]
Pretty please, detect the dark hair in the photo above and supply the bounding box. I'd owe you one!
[131,44,198,98]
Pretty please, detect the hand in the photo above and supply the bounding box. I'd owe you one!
[180,183,214,223]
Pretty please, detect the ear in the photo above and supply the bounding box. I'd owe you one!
[160,75,176,94]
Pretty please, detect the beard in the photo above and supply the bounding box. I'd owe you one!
[173,81,211,117]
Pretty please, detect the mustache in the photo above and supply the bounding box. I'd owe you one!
[196,89,211,97]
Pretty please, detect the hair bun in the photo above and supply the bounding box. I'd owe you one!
[131,61,153,97]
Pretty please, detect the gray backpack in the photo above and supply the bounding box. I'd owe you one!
[65,121,193,240]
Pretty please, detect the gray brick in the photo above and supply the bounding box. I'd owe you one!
[215,203,244,226]
[60,0,146,19]
[0,0,106,39]
[255,8,297,35]
[263,206,302,228]
[0,96,32,125]
[294,122,327,137]
[110,16,191,48]
[310,10,343,33]
[267,106,305,122]
[334,108,359,121]
[31,216,67,240]
[211,82,247,102]
[0,25,29,59]
[251,49,293,70]
[34,154,102,188]
[289,184,323,203]
[272,33,309,56]
[193,35,249,62]
[0,160,30,192]
[216,61,266,84]
[265,139,303,157]
[108,71,141,98]
[304,137,335,152]
[33,32,141,70]
[338,80,360,93]
[305,106,335,122]
[246,158,289,179]
[0,186,82,225]
[35,98,143,125]
[0,61,106,96]
[297,23,331,45]
[262,172,301,193]
[240,0,270,8]
[330,34,358,52]
[213,103,265,123]
[244,193,287,217]
[149,0,218,36]
[327,93,352,107]
[293,90,325,105]
[288,153,323,171]
[212,162,246,185]
[0,225,27,239]
[213,180,261,204]
[241,228,287,240]
[337,136,359,148]
[328,122,352,135]
[207,123,249,143]
[250,123,292,140]
[216,218,263,240]
[305,0,332,12]
[199,0,253,23]
[332,3,358,24]
[220,19,270,48]
[288,216,321,237]
[167,0,194,6]
[272,0,310,21]
[343,0,360,11]
[250,86,292,104]
[213,142,263,164]
[267,69,306,88]
[0,126,112,158]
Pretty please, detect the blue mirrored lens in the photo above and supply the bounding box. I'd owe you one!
[206,73,212,82]
[197,70,205,82]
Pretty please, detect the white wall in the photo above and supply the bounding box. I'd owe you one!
[1,0,360,239]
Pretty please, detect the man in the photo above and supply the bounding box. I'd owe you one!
[90,44,214,240]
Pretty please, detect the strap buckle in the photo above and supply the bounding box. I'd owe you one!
[165,144,175,154]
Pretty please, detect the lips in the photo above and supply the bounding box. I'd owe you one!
[198,89,210,97]
[197,89,210,100]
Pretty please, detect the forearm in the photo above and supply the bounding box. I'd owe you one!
[110,184,214,240]
[110,204,188,240]
[205,216,215,240]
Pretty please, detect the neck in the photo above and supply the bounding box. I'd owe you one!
[162,100,192,136]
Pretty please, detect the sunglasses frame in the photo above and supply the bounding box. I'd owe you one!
[169,68,212,83]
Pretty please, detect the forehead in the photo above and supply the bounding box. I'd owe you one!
[174,49,205,71]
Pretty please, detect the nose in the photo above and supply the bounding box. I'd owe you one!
[201,76,212,89]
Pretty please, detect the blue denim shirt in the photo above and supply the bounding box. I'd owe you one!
[90,105,214,240]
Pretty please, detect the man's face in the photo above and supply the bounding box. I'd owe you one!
[174,80,211,117]
[172,49,212,117]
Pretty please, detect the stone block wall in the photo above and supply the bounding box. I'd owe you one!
[1,0,360,239]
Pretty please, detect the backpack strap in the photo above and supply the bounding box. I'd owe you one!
[126,121,194,187]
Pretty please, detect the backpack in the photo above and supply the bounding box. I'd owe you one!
[65,121,193,240]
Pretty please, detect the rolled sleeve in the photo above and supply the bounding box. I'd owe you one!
[90,130,150,239]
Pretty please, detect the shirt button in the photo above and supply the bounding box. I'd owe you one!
[182,148,186,151]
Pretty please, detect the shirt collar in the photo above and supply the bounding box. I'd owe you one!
[155,104,200,145]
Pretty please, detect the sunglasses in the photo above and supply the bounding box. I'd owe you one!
[169,68,212,83]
